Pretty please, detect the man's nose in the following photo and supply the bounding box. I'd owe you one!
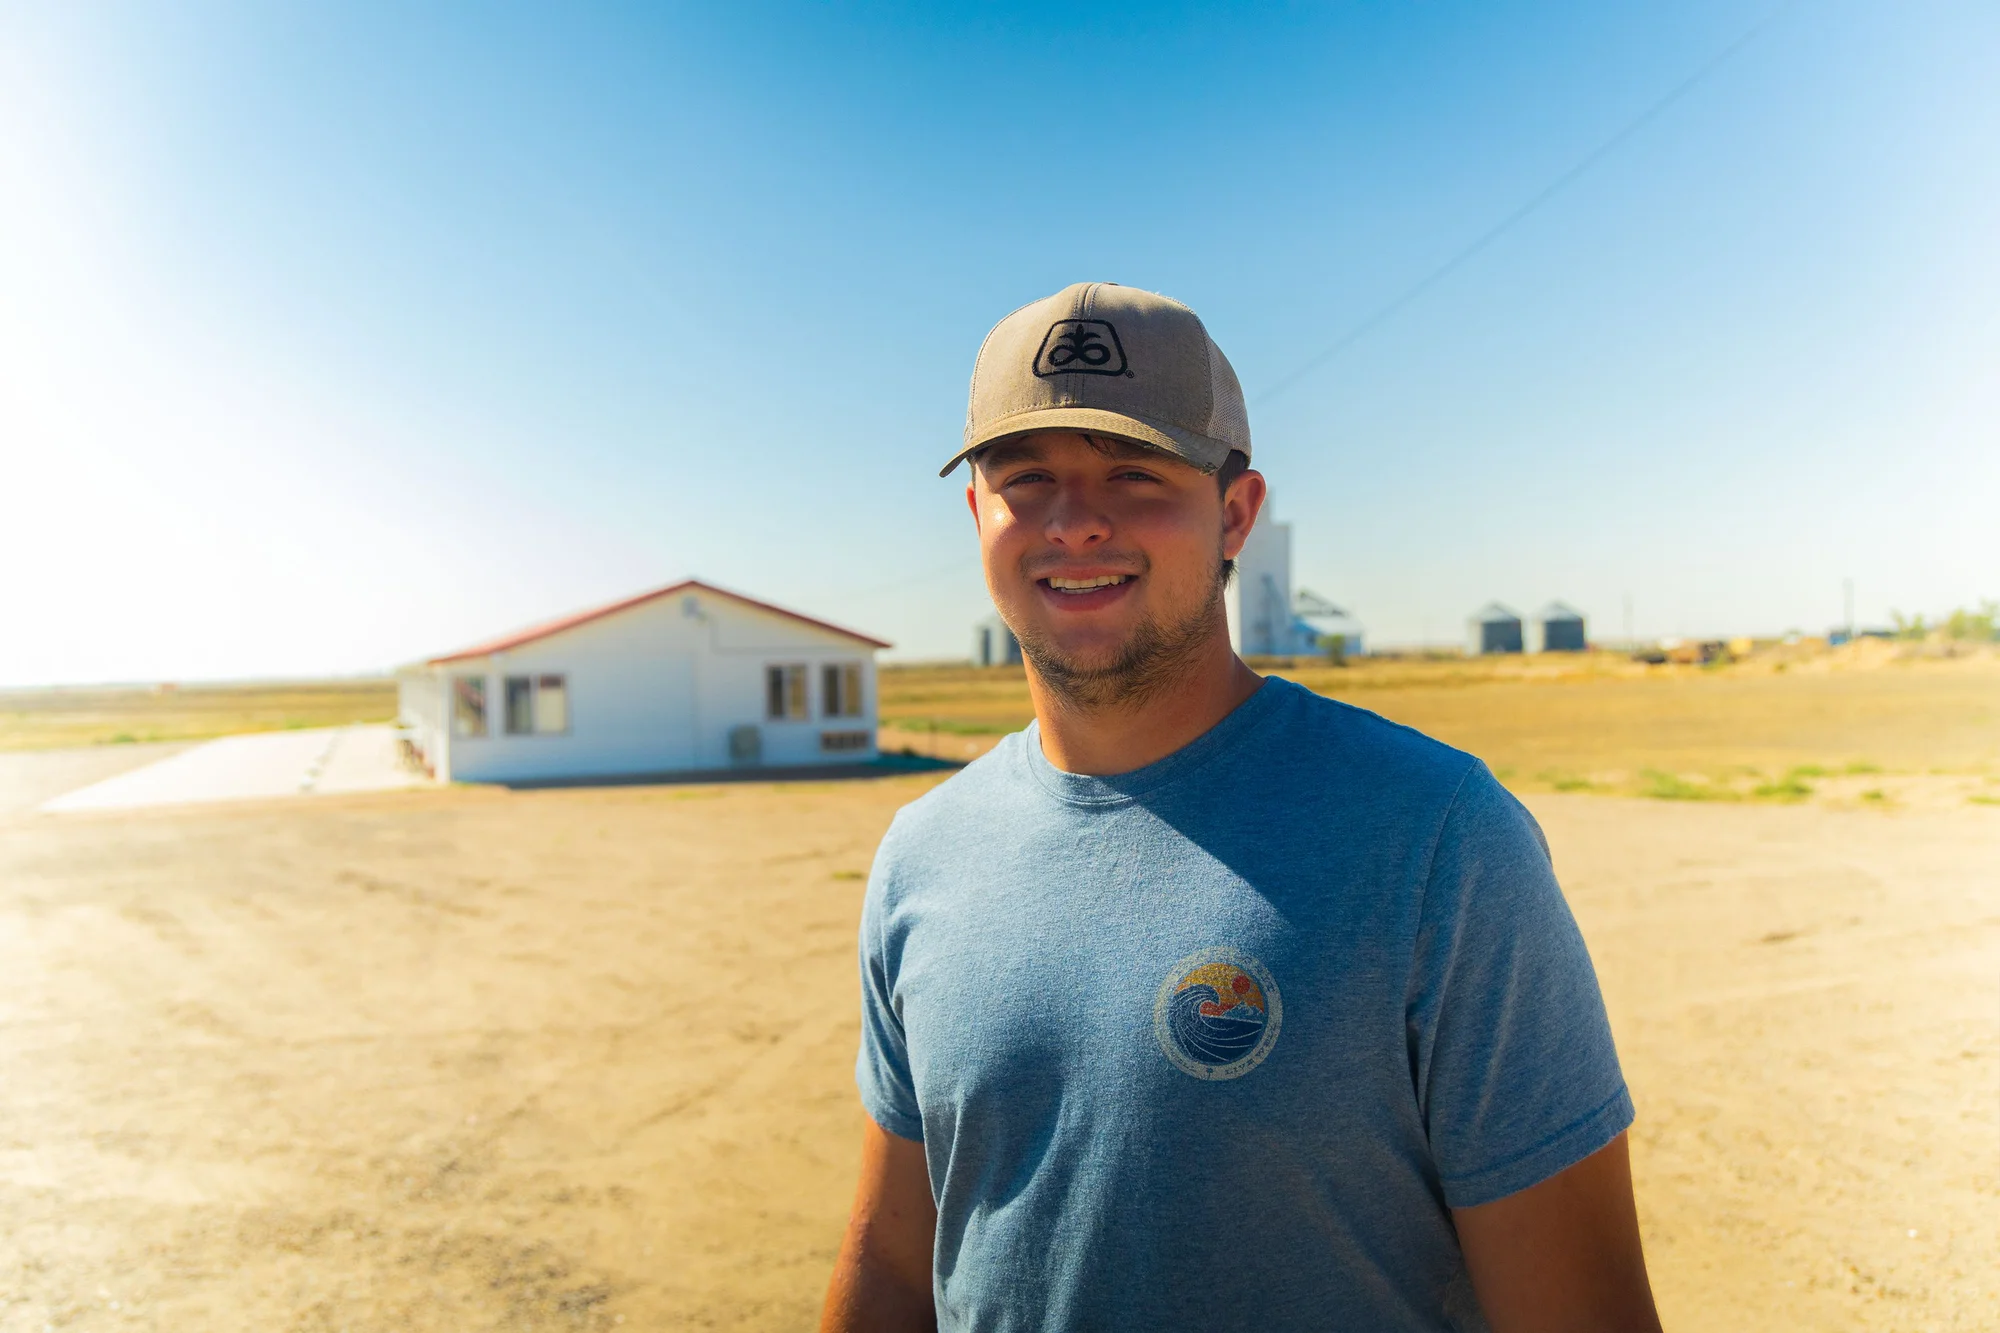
[1042,481,1111,549]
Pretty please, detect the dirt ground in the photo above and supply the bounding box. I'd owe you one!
[1,772,1994,1330]
[2,654,1996,1329]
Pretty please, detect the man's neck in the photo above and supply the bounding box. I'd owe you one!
[1025,633,1265,777]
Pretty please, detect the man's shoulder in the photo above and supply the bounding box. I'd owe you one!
[1267,684,1550,875]
[1251,677,1483,799]
[878,730,1036,850]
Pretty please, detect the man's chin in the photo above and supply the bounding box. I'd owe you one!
[1013,627,1138,677]
[1008,579,1227,709]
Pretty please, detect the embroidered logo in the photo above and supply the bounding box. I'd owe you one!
[1153,948,1282,1081]
[1033,319,1128,377]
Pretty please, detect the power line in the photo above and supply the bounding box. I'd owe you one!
[1252,2,1799,407]
[828,556,984,602]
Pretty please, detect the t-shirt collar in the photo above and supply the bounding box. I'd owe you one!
[1020,676,1287,807]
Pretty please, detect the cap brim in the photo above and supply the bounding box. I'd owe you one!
[939,407,1234,478]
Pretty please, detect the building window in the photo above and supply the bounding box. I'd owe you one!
[504,674,569,735]
[822,662,865,718]
[821,730,871,753]
[451,676,487,737]
[766,664,808,720]
[535,675,568,732]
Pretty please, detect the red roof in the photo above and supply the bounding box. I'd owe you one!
[427,579,891,665]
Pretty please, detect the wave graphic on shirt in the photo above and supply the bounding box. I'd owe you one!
[1153,952,1282,1079]
[1166,982,1268,1066]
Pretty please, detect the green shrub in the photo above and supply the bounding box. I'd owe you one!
[1640,769,1738,801]
[1752,771,1816,801]
[1943,601,1998,642]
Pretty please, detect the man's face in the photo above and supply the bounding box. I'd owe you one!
[967,431,1264,704]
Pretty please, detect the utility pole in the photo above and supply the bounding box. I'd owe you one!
[1843,577,1854,644]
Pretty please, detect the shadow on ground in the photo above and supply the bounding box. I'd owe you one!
[494,752,962,791]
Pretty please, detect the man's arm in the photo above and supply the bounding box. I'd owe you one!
[1451,1131,1662,1333]
[820,1119,938,1333]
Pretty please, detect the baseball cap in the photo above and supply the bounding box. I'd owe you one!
[941,281,1252,477]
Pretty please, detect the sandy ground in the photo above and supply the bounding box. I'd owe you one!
[0,764,1992,1331]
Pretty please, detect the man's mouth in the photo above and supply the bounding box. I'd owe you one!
[1042,575,1134,595]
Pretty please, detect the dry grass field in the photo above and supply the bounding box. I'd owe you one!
[883,644,2000,807]
[0,650,1995,1330]
[0,681,396,752]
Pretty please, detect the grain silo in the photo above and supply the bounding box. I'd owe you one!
[1225,500,1296,657]
[1531,601,1588,653]
[972,613,1022,667]
[1467,602,1524,655]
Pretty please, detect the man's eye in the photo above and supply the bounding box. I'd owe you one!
[1005,471,1053,486]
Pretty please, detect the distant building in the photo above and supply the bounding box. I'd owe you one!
[1468,602,1525,655]
[1530,601,1588,653]
[397,579,888,784]
[1223,497,1364,657]
[1227,502,1297,656]
[972,613,1022,667]
[1293,590,1365,656]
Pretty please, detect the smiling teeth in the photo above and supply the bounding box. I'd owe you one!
[1047,575,1130,591]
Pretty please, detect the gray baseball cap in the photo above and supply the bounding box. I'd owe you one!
[941,282,1251,477]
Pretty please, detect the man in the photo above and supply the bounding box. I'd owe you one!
[822,283,1660,1332]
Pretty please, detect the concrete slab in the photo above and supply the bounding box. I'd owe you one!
[40,726,428,813]
[0,741,198,819]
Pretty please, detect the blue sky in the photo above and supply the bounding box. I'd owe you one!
[2,1,1995,684]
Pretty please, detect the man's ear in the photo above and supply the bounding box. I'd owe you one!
[1220,469,1267,560]
[965,480,981,529]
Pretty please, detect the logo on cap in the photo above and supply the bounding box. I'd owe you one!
[1033,319,1128,378]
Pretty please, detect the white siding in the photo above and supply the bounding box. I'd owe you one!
[396,671,447,777]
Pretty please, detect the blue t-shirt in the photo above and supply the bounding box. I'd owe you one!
[856,678,1632,1332]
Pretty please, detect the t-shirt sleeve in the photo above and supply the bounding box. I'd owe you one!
[1407,764,1633,1208]
[855,848,924,1142]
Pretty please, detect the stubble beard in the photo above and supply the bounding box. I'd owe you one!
[1011,556,1231,714]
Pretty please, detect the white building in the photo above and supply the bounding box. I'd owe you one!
[1293,590,1365,656]
[1227,503,1298,657]
[398,580,888,785]
[1227,497,1360,657]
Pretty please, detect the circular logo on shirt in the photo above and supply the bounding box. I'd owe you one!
[1153,948,1283,1081]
